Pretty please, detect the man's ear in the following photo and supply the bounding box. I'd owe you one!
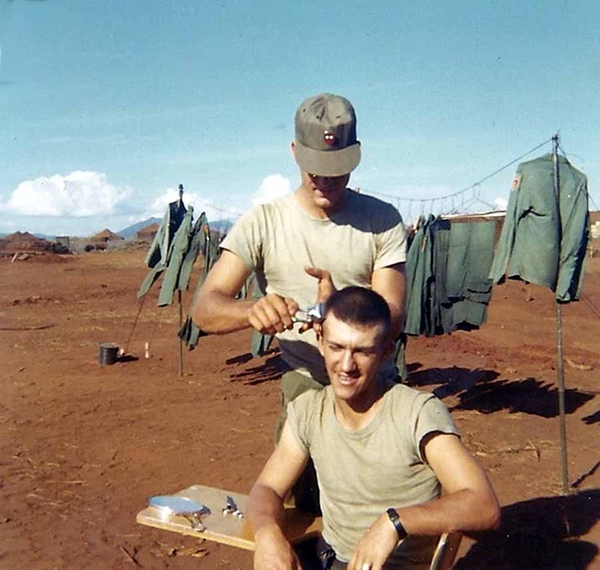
[316,327,325,356]
[290,141,297,159]
[382,337,395,360]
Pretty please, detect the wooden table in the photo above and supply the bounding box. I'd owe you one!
[136,484,322,550]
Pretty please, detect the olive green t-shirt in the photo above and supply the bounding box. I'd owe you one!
[221,191,407,383]
[287,384,460,568]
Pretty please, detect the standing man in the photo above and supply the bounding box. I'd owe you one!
[247,287,500,570]
[192,91,406,383]
[191,93,407,507]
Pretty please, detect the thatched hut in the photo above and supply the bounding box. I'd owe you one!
[135,223,159,243]
[88,228,124,251]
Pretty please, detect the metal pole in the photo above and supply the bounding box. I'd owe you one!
[552,134,569,495]
[178,183,184,378]
[178,289,184,377]
[555,302,569,494]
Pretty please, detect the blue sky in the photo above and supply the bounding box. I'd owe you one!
[0,0,598,236]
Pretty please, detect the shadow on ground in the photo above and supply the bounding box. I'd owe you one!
[455,489,600,569]
[228,353,288,385]
[410,366,499,395]
[409,366,594,419]
[449,376,594,418]
[582,409,600,425]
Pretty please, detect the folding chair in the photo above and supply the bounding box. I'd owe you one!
[429,532,463,570]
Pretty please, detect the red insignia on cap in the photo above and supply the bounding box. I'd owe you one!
[323,131,336,147]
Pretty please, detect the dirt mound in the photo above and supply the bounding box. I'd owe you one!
[0,231,69,255]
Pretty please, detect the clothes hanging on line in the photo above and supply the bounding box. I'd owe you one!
[132,200,217,356]
[177,213,210,294]
[137,208,211,308]
[156,209,195,307]
[403,215,435,336]
[404,215,497,337]
[137,200,190,300]
[443,219,497,332]
[144,200,187,270]
[489,153,589,302]
[178,226,223,350]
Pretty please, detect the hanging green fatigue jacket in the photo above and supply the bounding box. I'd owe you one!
[403,215,434,336]
[442,220,496,332]
[489,153,589,302]
[138,200,189,299]
[179,226,223,350]
[405,216,495,337]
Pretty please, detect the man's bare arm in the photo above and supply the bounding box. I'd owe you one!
[191,250,299,335]
[371,263,406,339]
[348,434,499,570]
[398,433,500,534]
[248,422,310,570]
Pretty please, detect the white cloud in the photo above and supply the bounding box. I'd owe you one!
[0,171,133,217]
[494,197,508,211]
[252,174,291,206]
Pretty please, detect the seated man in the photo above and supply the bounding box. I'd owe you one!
[247,287,500,570]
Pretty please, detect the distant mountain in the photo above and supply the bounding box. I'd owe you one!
[117,216,239,240]
[208,218,237,235]
[117,218,161,240]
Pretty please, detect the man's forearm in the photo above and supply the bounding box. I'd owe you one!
[247,427,309,570]
[371,263,406,339]
[248,483,287,540]
[249,483,300,570]
[395,488,500,536]
[191,290,255,334]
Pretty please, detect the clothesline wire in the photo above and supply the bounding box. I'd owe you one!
[550,139,597,215]
[208,203,243,218]
[362,136,554,205]
[585,188,600,214]
[193,135,600,229]
[580,292,600,322]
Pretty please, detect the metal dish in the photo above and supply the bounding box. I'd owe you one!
[148,495,211,531]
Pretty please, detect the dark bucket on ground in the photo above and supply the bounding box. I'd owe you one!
[99,342,120,365]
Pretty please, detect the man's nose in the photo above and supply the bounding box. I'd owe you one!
[340,349,356,371]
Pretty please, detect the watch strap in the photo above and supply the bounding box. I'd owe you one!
[386,508,408,540]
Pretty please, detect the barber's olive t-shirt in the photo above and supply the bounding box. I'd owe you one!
[287,384,460,569]
[221,191,407,383]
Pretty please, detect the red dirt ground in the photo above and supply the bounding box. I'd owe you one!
[1,248,599,570]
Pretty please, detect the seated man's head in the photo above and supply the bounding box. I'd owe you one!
[317,287,394,406]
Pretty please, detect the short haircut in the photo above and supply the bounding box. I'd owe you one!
[324,286,392,339]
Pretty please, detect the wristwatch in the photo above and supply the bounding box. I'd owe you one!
[386,508,408,540]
